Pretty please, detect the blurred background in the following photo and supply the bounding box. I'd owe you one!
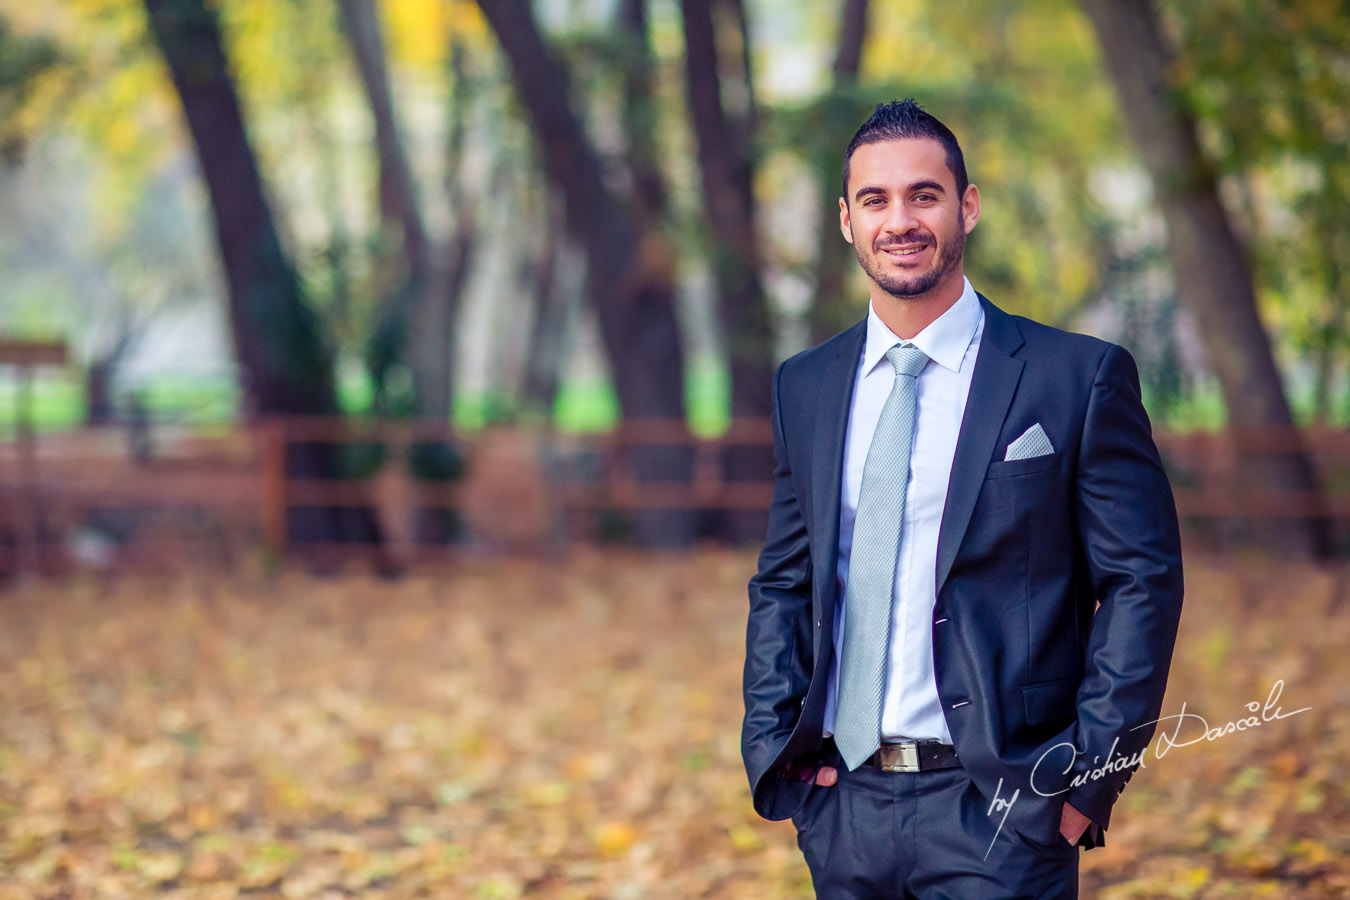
[1,0,1349,897]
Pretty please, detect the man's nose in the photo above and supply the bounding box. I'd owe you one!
[883,201,917,235]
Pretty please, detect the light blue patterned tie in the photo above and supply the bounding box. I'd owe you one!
[834,343,930,770]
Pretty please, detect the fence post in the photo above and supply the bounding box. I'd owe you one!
[258,419,287,559]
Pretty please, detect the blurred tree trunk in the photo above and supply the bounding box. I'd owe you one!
[337,0,428,279]
[1315,258,1347,424]
[1079,0,1332,558]
[338,0,465,425]
[476,0,697,546]
[145,0,336,418]
[342,1,479,553]
[832,0,869,83]
[85,308,139,426]
[809,0,870,345]
[680,0,773,541]
[436,31,478,424]
[437,29,480,418]
[144,0,382,554]
[521,197,571,415]
[679,0,772,421]
[1308,176,1350,426]
[617,0,668,226]
[84,361,118,426]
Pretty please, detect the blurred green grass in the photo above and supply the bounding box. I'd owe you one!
[0,360,732,437]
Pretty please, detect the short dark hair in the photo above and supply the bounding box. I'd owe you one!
[841,99,968,201]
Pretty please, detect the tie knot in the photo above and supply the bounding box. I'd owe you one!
[886,344,929,378]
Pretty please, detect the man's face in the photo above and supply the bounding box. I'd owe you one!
[839,138,980,303]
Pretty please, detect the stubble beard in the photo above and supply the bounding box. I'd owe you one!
[856,216,966,301]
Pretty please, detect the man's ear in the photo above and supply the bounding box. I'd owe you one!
[961,184,981,234]
[838,197,854,245]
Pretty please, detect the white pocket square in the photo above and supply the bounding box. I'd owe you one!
[1004,423,1054,461]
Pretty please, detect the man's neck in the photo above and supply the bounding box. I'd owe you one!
[870,274,966,340]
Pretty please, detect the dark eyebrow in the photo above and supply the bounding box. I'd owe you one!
[852,180,948,203]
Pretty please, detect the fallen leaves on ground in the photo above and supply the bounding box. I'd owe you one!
[0,549,1347,898]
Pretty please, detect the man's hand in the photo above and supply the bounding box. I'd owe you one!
[787,761,838,786]
[1059,801,1092,845]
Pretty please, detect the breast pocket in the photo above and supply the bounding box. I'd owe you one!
[977,451,1064,522]
[985,450,1061,480]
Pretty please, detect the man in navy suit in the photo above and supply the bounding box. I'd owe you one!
[742,100,1183,898]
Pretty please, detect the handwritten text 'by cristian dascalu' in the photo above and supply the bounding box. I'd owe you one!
[982,679,1311,858]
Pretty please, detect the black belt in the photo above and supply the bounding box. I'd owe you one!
[865,740,960,773]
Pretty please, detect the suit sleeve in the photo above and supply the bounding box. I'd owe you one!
[742,362,815,815]
[1066,343,1184,836]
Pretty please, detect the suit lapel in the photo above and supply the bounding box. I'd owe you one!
[935,296,1025,596]
[811,320,867,639]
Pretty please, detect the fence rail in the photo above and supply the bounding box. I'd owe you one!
[2,417,1349,572]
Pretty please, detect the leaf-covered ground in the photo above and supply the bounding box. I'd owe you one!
[1,550,1348,899]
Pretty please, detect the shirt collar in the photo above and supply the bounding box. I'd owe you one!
[862,277,983,376]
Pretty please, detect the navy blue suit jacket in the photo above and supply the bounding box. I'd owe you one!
[742,295,1184,846]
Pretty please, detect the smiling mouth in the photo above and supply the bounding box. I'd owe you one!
[879,244,930,258]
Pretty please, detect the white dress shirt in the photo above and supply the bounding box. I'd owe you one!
[823,278,985,743]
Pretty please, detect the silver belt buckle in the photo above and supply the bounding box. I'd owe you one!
[877,740,921,772]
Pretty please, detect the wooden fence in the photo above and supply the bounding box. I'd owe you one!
[2,417,1349,573]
